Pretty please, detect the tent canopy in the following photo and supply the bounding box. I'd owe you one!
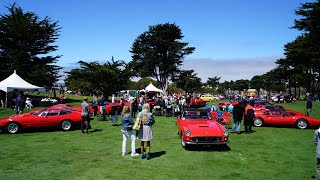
[141,83,162,93]
[0,70,44,92]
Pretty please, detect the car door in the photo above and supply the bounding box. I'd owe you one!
[45,110,61,127]
[31,110,50,128]
[264,110,283,125]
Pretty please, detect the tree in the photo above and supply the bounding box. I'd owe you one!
[65,57,133,96]
[175,70,202,93]
[0,4,61,86]
[130,23,195,94]
[206,76,220,89]
[250,75,264,96]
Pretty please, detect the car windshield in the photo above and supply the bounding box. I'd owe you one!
[182,111,212,120]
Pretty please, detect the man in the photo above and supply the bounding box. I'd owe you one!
[15,95,21,114]
[99,95,106,120]
[231,100,245,134]
[307,97,312,117]
[244,102,255,134]
[314,127,320,179]
[81,97,90,134]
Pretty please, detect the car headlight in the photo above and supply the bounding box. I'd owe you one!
[185,130,191,136]
[222,130,229,136]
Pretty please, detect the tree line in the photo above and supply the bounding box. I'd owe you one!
[1,2,319,98]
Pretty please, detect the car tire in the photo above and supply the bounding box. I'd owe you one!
[296,119,308,129]
[253,117,263,127]
[5,122,20,134]
[60,120,73,131]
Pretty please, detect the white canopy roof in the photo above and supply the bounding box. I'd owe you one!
[141,83,163,93]
[0,70,44,92]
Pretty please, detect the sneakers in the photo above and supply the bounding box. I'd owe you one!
[131,153,139,157]
[140,152,145,159]
[146,153,151,160]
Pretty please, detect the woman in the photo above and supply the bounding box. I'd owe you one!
[137,103,155,160]
[121,106,139,157]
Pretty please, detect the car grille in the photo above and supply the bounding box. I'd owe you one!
[191,136,222,143]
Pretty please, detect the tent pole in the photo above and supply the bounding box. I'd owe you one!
[5,92,7,108]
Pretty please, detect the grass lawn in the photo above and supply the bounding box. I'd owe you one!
[0,97,318,179]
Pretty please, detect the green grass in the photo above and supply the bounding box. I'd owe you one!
[0,99,318,179]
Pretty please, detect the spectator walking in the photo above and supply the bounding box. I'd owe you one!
[137,103,155,160]
[121,106,139,157]
[15,95,21,114]
[99,95,106,120]
[307,97,312,117]
[81,97,90,134]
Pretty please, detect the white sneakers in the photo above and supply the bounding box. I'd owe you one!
[131,153,139,157]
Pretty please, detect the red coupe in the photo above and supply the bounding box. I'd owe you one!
[253,109,320,129]
[177,109,229,149]
[0,107,83,134]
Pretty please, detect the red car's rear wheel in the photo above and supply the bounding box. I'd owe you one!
[296,119,308,129]
[60,120,73,131]
[253,117,263,127]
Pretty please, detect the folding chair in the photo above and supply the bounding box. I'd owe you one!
[106,111,119,126]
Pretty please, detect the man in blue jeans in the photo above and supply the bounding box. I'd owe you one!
[231,100,245,134]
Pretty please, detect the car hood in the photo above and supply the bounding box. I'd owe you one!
[183,120,224,136]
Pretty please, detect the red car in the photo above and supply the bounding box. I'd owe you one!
[0,107,83,134]
[177,109,229,149]
[253,109,320,129]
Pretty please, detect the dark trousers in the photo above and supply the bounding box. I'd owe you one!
[92,106,98,116]
[81,115,90,133]
[244,118,253,133]
[131,110,136,118]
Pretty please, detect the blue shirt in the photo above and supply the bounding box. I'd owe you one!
[121,113,134,131]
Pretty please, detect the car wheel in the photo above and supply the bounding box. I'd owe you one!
[296,119,308,129]
[5,122,20,134]
[60,120,73,131]
[253,117,263,127]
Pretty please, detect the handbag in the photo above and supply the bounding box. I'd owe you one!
[133,118,141,131]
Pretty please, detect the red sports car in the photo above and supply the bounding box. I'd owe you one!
[177,109,229,149]
[253,109,320,129]
[0,107,83,134]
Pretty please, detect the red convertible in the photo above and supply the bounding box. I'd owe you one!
[0,107,83,134]
[177,109,229,149]
[254,109,320,129]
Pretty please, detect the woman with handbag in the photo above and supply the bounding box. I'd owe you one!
[121,106,139,157]
[137,103,155,160]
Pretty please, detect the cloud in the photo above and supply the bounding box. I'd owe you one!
[181,56,280,82]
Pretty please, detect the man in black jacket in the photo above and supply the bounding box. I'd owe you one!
[231,100,245,134]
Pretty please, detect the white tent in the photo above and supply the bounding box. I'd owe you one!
[141,83,163,93]
[0,70,44,106]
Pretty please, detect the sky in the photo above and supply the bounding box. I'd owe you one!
[0,0,314,83]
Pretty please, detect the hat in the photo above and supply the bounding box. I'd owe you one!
[84,97,88,100]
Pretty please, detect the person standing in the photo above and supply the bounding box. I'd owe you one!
[314,127,320,179]
[92,95,98,116]
[15,95,21,114]
[307,97,312,117]
[121,106,139,157]
[112,94,116,104]
[231,100,245,134]
[81,97,90,134]
[99,95,106,120]
[244,102,255,134]
[137,103,155,160]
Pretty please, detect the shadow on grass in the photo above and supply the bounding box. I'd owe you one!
[89,129,103,133]
[133,149,167,159]
[187,145,231,152]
